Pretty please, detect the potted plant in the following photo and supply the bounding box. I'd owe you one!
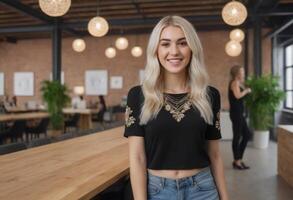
[41,80,70,137]
[244,74,285,149]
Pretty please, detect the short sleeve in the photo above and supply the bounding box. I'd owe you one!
[124,86,145,138]
[205,86,222,140]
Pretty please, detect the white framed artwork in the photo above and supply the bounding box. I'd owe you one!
[139,69,145,84]
[110,76,123,89]
[85,70,108,95]
[14,72,34,96]
[50,71,64,84]
[0,72,4,96]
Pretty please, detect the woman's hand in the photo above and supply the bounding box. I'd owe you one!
[245,88,251,94]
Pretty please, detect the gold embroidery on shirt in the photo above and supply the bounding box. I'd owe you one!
[125,106,136,127]
[164,94,192,122]
[215,111,220,130]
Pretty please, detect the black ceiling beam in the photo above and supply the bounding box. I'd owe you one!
[0,0,53,22]
[62,15,222,29]
[0,23,249,38]
[0,0,80,36]
[132,0,146,20]
[264,18,293,38]
[254,0,264,12]
[258,12,293,16]
[0,15,258,36]
[0,25,53,33]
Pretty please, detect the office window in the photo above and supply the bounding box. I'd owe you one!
[285,44,293,109]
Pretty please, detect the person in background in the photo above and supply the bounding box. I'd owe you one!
[124,16,229,200]
[95,95,106,122]
[228,65,252,170]
[11,96,17,107]
[78,95,86,109]
[71,95,86,109]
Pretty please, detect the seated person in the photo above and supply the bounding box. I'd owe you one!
[71,95,86,109]
[93,95,107,122]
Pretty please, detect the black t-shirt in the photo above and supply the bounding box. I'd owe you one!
[124,85,221,170]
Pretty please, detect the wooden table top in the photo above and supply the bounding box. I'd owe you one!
[0,126,129,200]
[5,106,41,113]
[0,112,49,122]
[63,108,100,114]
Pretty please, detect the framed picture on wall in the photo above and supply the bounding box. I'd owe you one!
[110,76,123,89]
[50,71,64,84]
[85,70,108,95]
[14,72,34,96]
[0,72,4,96]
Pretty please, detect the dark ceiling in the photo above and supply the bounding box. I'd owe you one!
[0,0,293,41]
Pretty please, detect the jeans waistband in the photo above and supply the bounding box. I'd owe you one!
[147,167,212,190]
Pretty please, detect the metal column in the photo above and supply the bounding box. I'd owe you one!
[52,19,62,82]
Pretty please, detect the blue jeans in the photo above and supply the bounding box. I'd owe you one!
[147,167,219,200]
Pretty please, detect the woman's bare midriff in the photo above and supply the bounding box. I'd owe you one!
[147,168,206,179]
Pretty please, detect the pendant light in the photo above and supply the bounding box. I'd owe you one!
[131,35,143,57]
[230,29,245,42]
[225,40,242,57]
[115,36,129,50]
[39,0,71,17]
[131,46,143,57]
[72,38,86,52]
[88,0,109,37]
[105,47,116,58]
[222,1,247,26]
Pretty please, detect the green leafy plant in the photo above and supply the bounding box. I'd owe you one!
[244,75,285,130]
[41,80,70,130]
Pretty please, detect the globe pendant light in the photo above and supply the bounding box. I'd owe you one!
[88,0,109,37]
[131,46,143,57]
[88,16,109,37]
[39,0,71,17]
[225,40,242,57]
[115,37,129,50]
[230,29,245,42]
[72,38,86,52]
[222,1,247,26]
[105,47,116,58]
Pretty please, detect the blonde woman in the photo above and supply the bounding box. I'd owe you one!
[228,65,252,170]
[124,16,229,200]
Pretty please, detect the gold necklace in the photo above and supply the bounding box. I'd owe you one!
[164,94,191,122]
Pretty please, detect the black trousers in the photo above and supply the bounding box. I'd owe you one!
[230,113,251,160]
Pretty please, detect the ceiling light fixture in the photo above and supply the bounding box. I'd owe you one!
[105,47,116,58]
[88,0,109,37]
[72,38,86,52]
[225,40,242,57]
[222,1,247,26]
[39,0,71,17]
[230,29,245,42]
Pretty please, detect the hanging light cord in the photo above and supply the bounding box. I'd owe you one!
[96,0,100,16]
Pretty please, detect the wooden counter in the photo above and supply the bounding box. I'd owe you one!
[0,126,129,200]
[278,125,293,188]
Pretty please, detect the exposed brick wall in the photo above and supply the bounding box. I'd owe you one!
[0,30,271,111]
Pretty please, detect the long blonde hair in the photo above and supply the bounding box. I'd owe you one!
[140,15,213,125]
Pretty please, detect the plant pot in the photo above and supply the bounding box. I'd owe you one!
[47,129,63,138]
[253,130,269,149]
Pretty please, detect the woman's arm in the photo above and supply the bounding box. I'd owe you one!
[128,136,147,200]
[207,140,229,200]
[231,80,251,99]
